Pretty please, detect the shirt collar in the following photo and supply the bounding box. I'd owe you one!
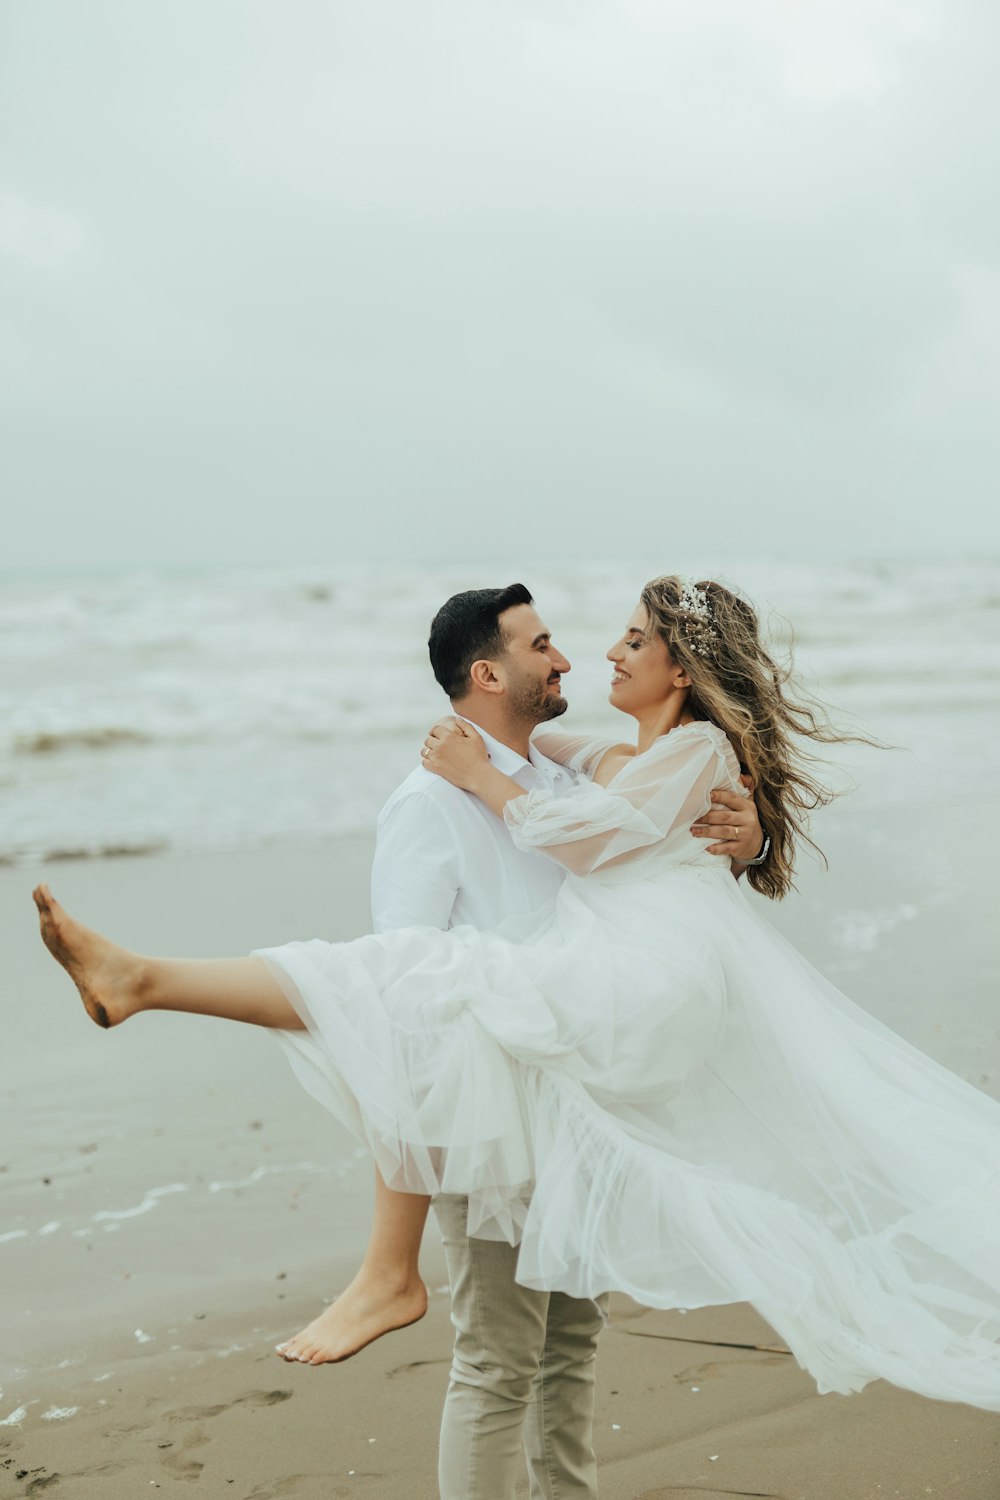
[455,716,568,781]
[455,716,532,777]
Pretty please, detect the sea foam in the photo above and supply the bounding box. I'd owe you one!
[2,559,998,863]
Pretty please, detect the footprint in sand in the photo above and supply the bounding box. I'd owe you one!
[675,1355,790,1384]
[104,1419,150,1437]
[386,1357,450,1381]
[159,1425,212,1482]
[79,1458,127,1479]
[159,1391,293,1482]
[168,1389,293,1422]
[161,1449,205,1481]
[13,1456,129,1490]
[244,1478,317,1498]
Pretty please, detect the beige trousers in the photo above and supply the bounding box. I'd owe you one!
[434,1194,609,1500]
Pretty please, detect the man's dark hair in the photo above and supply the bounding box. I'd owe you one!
[428,584,534,699]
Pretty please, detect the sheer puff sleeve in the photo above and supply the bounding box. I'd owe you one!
[528,729,626,777]
[505,722,745,877]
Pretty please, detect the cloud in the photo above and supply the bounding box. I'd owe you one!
[0,194,84,266]
[522,0,941,107]
[0,0,997,567]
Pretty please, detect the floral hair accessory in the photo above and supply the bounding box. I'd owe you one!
[677,578,718,658]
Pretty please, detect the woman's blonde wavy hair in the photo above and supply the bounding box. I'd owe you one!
[640,574,869,900]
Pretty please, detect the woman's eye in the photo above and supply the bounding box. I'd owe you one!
[627,640,642,651]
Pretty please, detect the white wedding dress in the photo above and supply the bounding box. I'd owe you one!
[254,722,1000,1411]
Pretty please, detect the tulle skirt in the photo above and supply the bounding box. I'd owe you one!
[253,862,1000,1410]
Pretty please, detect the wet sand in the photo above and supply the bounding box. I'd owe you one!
[5,1297,1000,1499]
[3,799,999,1498]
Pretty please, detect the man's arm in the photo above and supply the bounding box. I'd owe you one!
[371,792,461,933]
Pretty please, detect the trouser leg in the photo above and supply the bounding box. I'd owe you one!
[522,1290,609,1500]
[434,1194,549,1500]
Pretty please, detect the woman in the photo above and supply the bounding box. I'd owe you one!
[33,576,1000,1411]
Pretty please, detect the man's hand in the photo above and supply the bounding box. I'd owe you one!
[691,782,764,863]
[421,717,491,791]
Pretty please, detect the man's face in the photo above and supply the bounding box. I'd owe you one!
[494,604,571,725]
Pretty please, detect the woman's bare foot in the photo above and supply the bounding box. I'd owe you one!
[32,883,148,1029]
[274,1269,428,1366]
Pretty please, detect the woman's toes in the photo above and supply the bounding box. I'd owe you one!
[276,1335,312,1362]
[36,885,61,922]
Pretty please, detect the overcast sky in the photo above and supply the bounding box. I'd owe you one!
[3,0,999,571]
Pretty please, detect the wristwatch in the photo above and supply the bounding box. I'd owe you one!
[735,834,770,867]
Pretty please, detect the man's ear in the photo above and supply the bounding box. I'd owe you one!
[468,658,504,695]
[739,771,755,792]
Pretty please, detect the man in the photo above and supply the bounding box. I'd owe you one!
[370,583,764,1500]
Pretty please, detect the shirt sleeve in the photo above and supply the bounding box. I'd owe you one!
[371,789,461,932]
[504,723,745,876]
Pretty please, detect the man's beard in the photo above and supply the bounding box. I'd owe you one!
[537,692,568,723]
[509,678,569,726]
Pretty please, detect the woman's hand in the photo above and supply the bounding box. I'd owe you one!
[421,717,491,791]
[690,781,764,862]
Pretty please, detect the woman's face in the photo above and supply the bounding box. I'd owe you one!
[606,604,689,714]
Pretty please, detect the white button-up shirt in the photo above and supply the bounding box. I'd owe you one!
[371,722,577,933]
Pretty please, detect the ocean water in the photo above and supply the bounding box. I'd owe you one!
[2,558,999,864]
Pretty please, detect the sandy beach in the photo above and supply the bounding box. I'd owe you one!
[3,792,999,1498]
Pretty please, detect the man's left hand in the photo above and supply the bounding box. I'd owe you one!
[691,787,764,862]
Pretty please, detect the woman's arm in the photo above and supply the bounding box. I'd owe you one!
[529,729,628,776]
[502,729,731,875]
[422,717,763,874]
[535,729,764,869]
[418,719,624,814]
[420,719,528,814]
[423,718,743,878]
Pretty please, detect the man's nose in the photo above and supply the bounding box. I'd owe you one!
[551,651,571,674]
